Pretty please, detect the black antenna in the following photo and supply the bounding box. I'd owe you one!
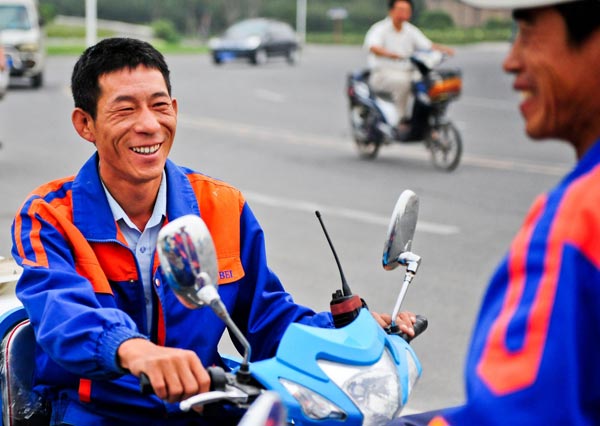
[315,211,352,296]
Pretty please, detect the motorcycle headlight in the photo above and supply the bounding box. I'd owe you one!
[354,81,371,99]
[17,43,39,53]
[317,349,402,426]
[208,37,220,49]
[406,348,420,396]
[279,378,346,421]
[242,35,261,50]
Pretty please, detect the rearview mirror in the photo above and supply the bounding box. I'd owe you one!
[382,190,419,271]
[157,215,218,308]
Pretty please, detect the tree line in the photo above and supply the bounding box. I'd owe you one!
[39,0,433,38]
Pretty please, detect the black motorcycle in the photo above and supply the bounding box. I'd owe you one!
[346,51,463,171]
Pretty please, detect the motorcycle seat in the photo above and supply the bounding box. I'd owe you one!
[0,307,50,426]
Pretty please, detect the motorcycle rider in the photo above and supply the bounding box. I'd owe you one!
[11,37,416,425]
[364,0,454,133]
[393,0,600,424]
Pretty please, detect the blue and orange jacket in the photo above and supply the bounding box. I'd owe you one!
[11,153,333,418]
[402,138,600,425]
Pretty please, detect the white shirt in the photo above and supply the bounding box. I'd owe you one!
[364,18,432,70]
[102,172,167,335]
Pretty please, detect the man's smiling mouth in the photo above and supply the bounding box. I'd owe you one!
[131,144,160,155]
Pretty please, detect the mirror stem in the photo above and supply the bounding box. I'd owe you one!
[199,286,252,381]
[390,251,421,327]
[390,273,413,327]
[209,298,252,378]
[399,252,421,274]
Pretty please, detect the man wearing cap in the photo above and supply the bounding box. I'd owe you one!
[394,0,600,425]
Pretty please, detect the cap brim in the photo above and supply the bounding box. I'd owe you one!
[460,0,578,9]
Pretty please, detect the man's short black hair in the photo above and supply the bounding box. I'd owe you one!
[388,0,414,11]
[71,37,171,119]
[513,0,600,46]
[555,0,600,46]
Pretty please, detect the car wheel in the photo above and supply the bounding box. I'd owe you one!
[252,49,268,66]
[31,72,43,88]
[286,49,299,65]
[212,54,223,65]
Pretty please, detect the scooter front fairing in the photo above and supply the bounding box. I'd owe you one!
[241,308,421,426]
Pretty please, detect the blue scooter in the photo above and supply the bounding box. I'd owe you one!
[347,51,463,171]
[150,189,427,426]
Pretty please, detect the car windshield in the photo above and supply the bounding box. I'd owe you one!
[224,20,268,38]
[0,5,31,31]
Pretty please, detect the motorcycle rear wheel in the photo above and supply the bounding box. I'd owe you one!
[428,122,462,172]
[350,105,380,159]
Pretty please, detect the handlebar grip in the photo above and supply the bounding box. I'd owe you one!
[207,366,227,391]
[139,372,154,395]
[413,314,428,337]
[139,366,228,396]
[399,314,428,343]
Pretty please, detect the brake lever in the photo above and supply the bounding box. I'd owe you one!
[179,385,250,412]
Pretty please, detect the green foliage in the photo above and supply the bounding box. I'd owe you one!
[40,0,83,16]
[308,26,512,45]
[152,19,181,44]
[38,3,57,25]
[260,0,296,23]
[423,27,512,44]
[417,10,454,29]
[484,17,513,30]
[45,24,115,38]
[47,41,207,55]
[40,0,514,46]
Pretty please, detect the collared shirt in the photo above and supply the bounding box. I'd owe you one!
[364,18,432,71]
[101,172,167,334]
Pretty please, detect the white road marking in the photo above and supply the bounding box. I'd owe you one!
[178,114,570,177]
[244,191,459,236]
[460,96,516,112]
[253,88,286,103]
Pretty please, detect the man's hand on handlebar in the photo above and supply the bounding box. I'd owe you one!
[118,338,210,404]
[371,311,417,337]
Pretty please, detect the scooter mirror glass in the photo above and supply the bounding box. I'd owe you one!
[382,190,419,271]
[157,214,219,308]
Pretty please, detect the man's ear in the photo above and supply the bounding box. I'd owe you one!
[72,108,97,143]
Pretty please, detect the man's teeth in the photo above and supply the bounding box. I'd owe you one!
[520,91,532,100]
[131,144,160,154]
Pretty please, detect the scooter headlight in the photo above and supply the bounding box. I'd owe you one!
[16,43,40,53]
[406,348,420,396]
[279,378,346,421]
[317,348,402,426]
[353,81,371,99]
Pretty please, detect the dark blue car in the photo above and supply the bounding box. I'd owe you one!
[209,18,300,66]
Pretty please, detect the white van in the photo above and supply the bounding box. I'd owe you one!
[0,42,8,98]
[0,0,45,88]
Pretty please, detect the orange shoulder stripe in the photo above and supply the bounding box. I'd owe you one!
[477,164,600,394]
[186,173,246,285]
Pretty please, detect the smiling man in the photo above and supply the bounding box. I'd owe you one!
[11,37,416,426]
[10,38,338,425]
[392,0,600,425]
